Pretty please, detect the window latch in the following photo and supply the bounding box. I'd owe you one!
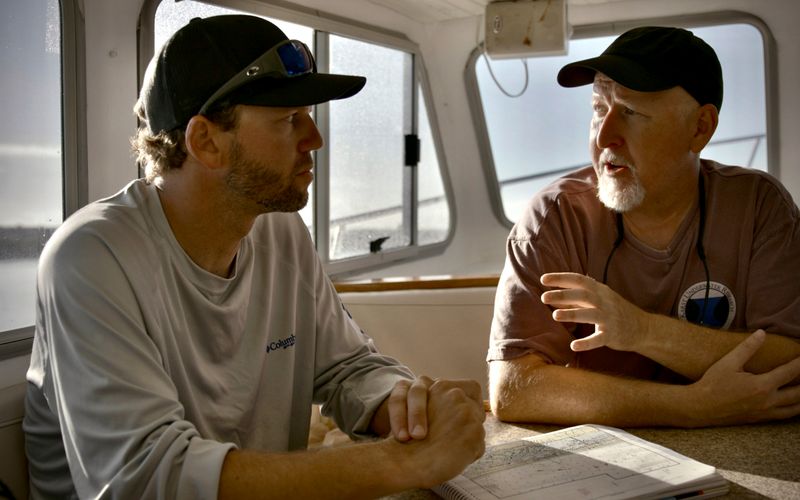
[404,134,420,167]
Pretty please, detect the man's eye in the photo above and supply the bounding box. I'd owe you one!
[622,107,636,116]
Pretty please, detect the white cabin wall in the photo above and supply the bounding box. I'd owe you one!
[83,0,146,201]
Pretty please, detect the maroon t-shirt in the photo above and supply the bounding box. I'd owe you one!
[488,160,800,383]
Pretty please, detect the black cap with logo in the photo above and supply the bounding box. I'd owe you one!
[138,15,366,134]
[557,26,723,111]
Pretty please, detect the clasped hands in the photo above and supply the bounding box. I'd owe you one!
[376,376,485,485]
[383,376,485,442]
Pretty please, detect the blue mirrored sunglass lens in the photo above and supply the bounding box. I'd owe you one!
[277,42,313,76]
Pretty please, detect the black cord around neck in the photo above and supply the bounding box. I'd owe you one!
[602,173,711,325]
[602,212,624,284]
[696,174,710,325]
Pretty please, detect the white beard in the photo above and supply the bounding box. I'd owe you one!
[596,161,645,213]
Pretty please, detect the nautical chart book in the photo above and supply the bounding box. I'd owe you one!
[433,424,728,500]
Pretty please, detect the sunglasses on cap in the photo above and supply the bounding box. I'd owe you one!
[198,39,316,115]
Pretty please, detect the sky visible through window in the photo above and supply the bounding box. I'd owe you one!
[0,0,62,332]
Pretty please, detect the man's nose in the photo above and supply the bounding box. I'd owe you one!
[300,114,324,152]
[595,108,624,150]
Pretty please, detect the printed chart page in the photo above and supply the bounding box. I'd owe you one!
[436,425,727,500]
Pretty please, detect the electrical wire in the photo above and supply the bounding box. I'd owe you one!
[481,45,530,98]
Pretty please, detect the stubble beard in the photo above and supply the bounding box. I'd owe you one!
[225,141,310,213]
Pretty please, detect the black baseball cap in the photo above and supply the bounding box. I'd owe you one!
[557,26,723,111]
[138,15,367,134]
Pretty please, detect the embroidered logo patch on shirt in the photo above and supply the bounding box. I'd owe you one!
[678,281,736,329]
[266,334,296,353]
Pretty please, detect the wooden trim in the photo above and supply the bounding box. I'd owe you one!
[333,275,499,293]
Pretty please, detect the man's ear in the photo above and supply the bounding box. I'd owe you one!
[689,103,719,154]
[184,115,229,169]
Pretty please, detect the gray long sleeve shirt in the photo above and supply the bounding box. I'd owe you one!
[24,179,414,499]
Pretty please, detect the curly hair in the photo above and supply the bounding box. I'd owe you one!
[131,102,239,183]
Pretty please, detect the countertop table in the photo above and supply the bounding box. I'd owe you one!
[385,413,800,499]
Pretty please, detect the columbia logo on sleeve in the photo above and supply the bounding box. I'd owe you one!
[266,334,296,353]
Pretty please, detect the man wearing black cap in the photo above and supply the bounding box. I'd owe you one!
[23,15,485,499]
[488,26,800,427]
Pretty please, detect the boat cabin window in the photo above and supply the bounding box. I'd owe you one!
[149,0,453,277]
[468,17,773,224]
[0,0,66,357]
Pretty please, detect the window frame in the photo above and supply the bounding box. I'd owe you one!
[465,10,779,228]
[0,0,86,361]
[138,0,456,278]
